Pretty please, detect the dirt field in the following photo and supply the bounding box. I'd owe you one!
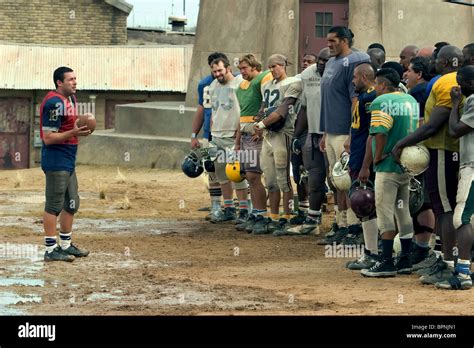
[0,165,473,316]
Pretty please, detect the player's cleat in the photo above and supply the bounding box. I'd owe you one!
[245,215,261,233]
[272,218,290,236]
[299,217,321,235]
[236,214,255,231]
[324,222,339,238]
[394,254,412,274]
[409,244,430,265]
[329,226,349,244]
[416,254,442,275]
[284,224,303,235]
[419,261,453,285]
[361,258,397,277]
[211,207,236,223]
[435,273,472,290]
[251,216,273,235]
[289,209,306,225]
[342,224,363,245]
[235,209,249,225]
[346,251,378,270]
[62,244,89,257]
[44,246,75,262]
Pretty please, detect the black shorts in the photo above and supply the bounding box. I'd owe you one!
[424,149,459,216]
[45,171,80,215]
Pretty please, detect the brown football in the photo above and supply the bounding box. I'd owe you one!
[77,113,96,133]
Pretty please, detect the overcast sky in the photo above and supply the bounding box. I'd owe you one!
[126,0,200,29]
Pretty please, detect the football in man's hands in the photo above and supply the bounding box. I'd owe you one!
[77,113,96,133]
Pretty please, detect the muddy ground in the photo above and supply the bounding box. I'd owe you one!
[0,165,473,316]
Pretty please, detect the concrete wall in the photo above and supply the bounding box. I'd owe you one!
[185,0,299,106]
[77,131,189,169]
[350,0,474,60]
[127,29,196,45]
[0,0,128,45]
[115,102,196,138]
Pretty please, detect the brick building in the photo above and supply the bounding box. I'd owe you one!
[0,0,132,45]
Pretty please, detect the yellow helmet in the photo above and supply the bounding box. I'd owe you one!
[225,161,245,183]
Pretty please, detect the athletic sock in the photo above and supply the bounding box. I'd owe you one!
[362,218,378,255]
[339,210,348,228]
[415,240,430,248]
[238,200,249,211]
[455,259,471,277]
[299,200,309,212]
[210,187,222,212]
[334,205,339,225]
[307,209,321,222]
[445,260,455,270]
[44,236,57,253]
[400,234,414,255]
[223,199,233,208]
[59,232,72,250]
[382,239,394,260]
[434,235,442,252]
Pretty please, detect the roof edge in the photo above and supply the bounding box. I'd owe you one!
[104,0,133,14]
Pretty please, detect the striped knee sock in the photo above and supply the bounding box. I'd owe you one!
[44,236,57,253]
[210,187,222,211]
[59,232,72,250]
[455,259,471,277]
[299,200,309,212]
[224,199,234,208]
[239,200,249,212]
[307,209,321,222]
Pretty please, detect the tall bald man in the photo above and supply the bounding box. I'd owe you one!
[399,45,419,72]
[320,26,370,241]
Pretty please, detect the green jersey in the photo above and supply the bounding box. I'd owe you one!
[369,92,419,173]
[236,70,273,121]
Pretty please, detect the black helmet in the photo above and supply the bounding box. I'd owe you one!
[349,180,376,220]
[181,151,204,178]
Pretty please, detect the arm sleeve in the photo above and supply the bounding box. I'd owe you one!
[433,78,454,108]
[369,101,393,135]
[197,81,205,106]
[284,81,302,99]
[275,97,297,118]
[42,97,63,132]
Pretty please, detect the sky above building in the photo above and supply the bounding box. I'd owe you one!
[126,0,200,29]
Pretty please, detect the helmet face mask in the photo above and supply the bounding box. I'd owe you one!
[331,152,351,191]
[181,150,204,178]
[408,176,424,216]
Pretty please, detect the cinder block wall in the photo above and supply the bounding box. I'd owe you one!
[0,0,128,45]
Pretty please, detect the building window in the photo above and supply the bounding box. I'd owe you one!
[315,12,333,38]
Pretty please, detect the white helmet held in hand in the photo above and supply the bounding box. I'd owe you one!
[400,144,430,176]
[332,152,351,191]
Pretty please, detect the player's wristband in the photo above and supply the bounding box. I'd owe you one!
[191,133,197,138]
[257,121,266,129]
